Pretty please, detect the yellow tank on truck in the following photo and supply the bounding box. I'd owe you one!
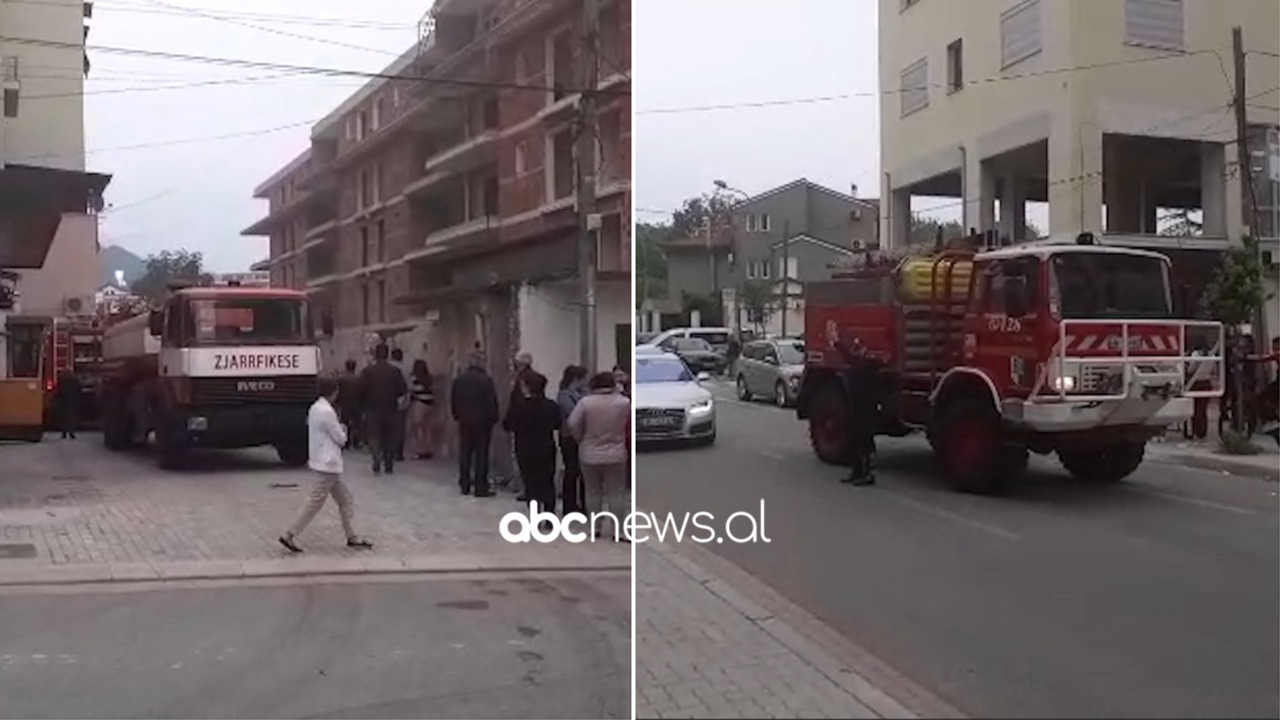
[895,256,974,304]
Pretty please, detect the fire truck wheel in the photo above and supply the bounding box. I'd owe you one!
[1058,443,1145,483]
[935,398,1026,495]
[276,442,309,467]
[807,388,850,465]
[736,375,753,401]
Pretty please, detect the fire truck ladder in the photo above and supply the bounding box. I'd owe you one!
[51,320,71,386]
[900,252,972,398]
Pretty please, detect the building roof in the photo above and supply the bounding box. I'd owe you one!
[251,149,311,199]
[735,178,880,211]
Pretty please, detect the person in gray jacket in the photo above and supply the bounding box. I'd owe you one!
[556,365,589,515]
[566,372,631,540]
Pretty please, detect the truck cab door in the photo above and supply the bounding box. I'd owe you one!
[971,258,1040,397]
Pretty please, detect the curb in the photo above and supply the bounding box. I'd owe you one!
[1148,452,1280,482]
[0,552,632,588]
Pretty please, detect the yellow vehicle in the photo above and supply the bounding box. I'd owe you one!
[0,318,48,442]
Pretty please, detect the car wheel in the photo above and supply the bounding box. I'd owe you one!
[774,381,789,408]
[737,375,752,401]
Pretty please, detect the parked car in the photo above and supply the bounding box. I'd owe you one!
[649,327,733,355]
[737,337,806,407]
[662,337,725,374]
[633,351,715,447]
[635,331,658,345]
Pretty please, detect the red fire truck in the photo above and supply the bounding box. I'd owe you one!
[99,283,320,469]
[42,315,104,428]
[796,233,1224,494]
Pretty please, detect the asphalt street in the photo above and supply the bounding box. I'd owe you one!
[0,572,630,719]
[636,382,1280,719]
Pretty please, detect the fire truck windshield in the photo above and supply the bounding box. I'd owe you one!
[187,298,311,346]
[1050,252,1173,319]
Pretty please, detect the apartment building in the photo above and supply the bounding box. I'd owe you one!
[0,0,110,376]
[879,0,1280,329]
[246,0,630,387]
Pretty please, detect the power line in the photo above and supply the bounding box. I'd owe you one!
[129,0,400,56]
[636,49,1226,116]
[24,71,321,100]
[0,35,631,97]
[6,0,416,30]
[8,118,316,162]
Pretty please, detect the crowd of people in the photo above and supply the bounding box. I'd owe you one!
[279,344,633,552]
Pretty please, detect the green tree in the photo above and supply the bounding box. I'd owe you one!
[130,249,210,303]
[670,193,733,239]
[1203,237,1267,326]
[636,221,669,305]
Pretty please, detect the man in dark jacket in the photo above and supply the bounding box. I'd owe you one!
[359,344,408,475]
[452,350,500,497]
[507,351,534,499]
[337,359,363,449]
[833,332,880,486]
[53,371,82,439]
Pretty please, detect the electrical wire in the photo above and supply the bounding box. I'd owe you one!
[24,71,323,99]
[636,49,1228,116]
[8,118,317,162]
[5,0,417,31]
[129,0,402,56]
[0,34,632,97]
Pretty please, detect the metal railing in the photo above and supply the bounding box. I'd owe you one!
[1031,319,1225,403]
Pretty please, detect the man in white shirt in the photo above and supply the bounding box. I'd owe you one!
[279,377,373,553]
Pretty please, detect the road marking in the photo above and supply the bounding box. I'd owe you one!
[756,449,787,461]
[878,489,1022,541]
[1130,487,1258,516]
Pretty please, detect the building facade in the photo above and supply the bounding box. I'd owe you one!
[245,0,630,465]
[878,0,1280,330]
[0,0,110,377]
[653,179,878,333]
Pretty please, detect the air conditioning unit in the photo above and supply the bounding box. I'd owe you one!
[63,296,88,315]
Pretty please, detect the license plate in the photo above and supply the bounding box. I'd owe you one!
[639,416,678,429]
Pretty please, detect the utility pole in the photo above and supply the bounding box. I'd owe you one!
[779,218,790,338]
[575,0,600,371]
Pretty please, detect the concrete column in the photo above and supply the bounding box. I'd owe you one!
[888,184,912,249]
[1200,142,1228,238]
[1103,138,1139,233]
[999,174,1027,242]
[963,153,995,233]
[1048,119,1103,237]
[650,309,661,333]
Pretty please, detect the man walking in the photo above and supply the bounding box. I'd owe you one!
[278,377,373,553]
[451,350,499,497]
[360,344,408,475]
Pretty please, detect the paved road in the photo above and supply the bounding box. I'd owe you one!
[0,572,630,719]
[636,382,1280,719]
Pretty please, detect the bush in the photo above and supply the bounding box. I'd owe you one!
[1217,428,1263,456]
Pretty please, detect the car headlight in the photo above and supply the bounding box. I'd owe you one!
[787,375,801,387]
[688,398,714,414]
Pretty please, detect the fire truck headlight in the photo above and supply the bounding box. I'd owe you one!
[187,416,209,431]
[1051,375,1077,392]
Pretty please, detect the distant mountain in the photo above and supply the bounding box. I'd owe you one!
[99,245,146,288]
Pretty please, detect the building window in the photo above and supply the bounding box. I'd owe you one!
[376,219,386,263]
[514,140,528,176]
[392,85,401,107]
[373,97,385,131]
[514,50,528,83]
[899,58,929,117]
[747,260,771,280]
[361,226,370,267]
[362,284,370,325]
[1125,0,1183,50]
[376,279,386,322]
[1000,0,1042,69]
[357,109,369,140]
[3,56,18,119]
[778,255,798,279]
[946,39,964,93]
[759,214,771,232]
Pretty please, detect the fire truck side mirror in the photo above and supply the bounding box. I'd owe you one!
[1004,276,1030,318]
[147,310,164,337]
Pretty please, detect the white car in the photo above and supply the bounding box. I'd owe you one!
[633,350,716,446]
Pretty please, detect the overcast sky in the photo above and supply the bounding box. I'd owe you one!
[88,0,429,272]
[634,0,881,225]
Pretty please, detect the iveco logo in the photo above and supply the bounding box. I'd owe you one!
[237,380,276,392]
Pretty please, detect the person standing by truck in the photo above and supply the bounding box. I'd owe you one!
[360,344,408,475]
[53,370,82,440]
[833,330,879,486]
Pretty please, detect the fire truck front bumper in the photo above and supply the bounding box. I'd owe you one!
[1003,396,1194,433]
[170,404,308,449]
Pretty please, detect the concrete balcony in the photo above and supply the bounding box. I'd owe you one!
[401,215,499,263]
[302,219,339,248]
[422,129,500,176]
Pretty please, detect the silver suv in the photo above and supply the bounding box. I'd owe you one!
[736,338,806,407]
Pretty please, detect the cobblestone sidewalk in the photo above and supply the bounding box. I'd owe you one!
[636,542,922,719]
[0,436,628,579]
